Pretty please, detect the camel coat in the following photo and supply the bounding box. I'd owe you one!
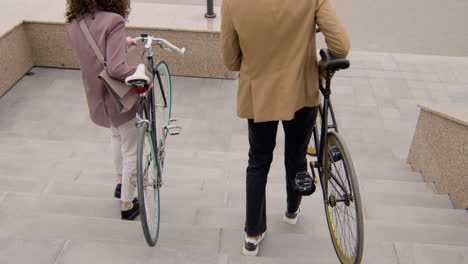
[221,0,350,122]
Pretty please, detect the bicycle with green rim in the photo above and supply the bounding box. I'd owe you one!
[125,34,185,247]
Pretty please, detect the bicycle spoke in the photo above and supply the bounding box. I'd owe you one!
[336,203,357,221]
[328,173,346,198]
[328,148,348,194]
[323,133,364,263]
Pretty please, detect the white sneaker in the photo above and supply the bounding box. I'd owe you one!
[242,232,265,256]
[283,208,301,225]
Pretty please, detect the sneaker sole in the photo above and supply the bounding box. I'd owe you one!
[283,214,298,224]
[242,247,259,256]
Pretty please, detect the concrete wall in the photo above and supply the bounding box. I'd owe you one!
[0,21,236,97]
[0,24,34,96]
[408,105,468,209]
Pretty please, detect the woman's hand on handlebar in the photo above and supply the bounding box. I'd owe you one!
[126,36,137,46]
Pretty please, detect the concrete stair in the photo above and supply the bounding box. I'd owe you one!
[1,68,468,263]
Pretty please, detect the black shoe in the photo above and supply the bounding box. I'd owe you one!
[242,232,265,256]
[121,198,140,220]
[114,184,121,199]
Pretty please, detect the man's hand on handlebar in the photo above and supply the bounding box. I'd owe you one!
[318,59,327,85]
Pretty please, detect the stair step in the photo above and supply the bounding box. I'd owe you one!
[359,168,424,182]
[0,212,224,251]
[0,235,66,264]
[221,229,402,264]
[0,177,47,194]
[366,204,468,227]
[362,179,435,194]
[0,212,141,243]
[56,239,223,264]
[394,242,468,264]
[366,220,468,246]
[353,159,425,182]
[0,192,210,227]
[194,203,329,237]
[363,191,453,209]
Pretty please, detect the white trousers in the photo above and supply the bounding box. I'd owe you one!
[110,118,137,203]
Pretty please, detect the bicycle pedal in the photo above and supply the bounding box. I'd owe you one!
[329,145,342,162]
[165,124,182,135]
[294,171,316,196]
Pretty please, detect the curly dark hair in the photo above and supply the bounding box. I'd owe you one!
[66,0,131,22]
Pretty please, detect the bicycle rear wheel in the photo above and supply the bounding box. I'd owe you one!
[322,131,364,264]
[136,122,160,247]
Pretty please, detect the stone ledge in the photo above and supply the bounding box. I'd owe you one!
[0,1,236,97]
[0,21,236,97]
[408,104,468,209]
[0,23,34,97]
[417,104,468,127]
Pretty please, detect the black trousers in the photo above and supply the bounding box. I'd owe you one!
[244,106,318,237]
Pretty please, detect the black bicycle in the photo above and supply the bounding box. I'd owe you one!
[306,49,364,264]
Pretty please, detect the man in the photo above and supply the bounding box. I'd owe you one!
[221,0,350,256]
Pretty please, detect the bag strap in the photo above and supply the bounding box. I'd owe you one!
[79,19,107,68]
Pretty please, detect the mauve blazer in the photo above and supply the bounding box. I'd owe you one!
[66,10,137,128]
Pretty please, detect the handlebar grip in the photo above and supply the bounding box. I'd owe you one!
[164,40,185,55]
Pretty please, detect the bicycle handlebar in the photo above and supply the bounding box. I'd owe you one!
[134,35,186,55]
[319,49,350,73]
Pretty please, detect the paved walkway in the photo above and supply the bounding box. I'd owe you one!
[135,0,468,56]
[0,50,467,263]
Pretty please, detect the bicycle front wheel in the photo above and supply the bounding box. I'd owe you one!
[153,61,172,152]
[322,131,364,264]
[136,122,160,247]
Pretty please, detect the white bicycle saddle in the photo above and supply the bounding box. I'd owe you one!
[125,64,150,85]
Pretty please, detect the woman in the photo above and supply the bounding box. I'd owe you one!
[65,0,145,220]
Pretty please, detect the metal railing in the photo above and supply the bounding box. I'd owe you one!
[205,0,216,18]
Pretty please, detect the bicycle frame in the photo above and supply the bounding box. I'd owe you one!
[312,73,352,206]
[136,52,167,187]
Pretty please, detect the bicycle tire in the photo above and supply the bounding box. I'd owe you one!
[322,131,364,264]
[153,60,172,145]
[137,122,160,247]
